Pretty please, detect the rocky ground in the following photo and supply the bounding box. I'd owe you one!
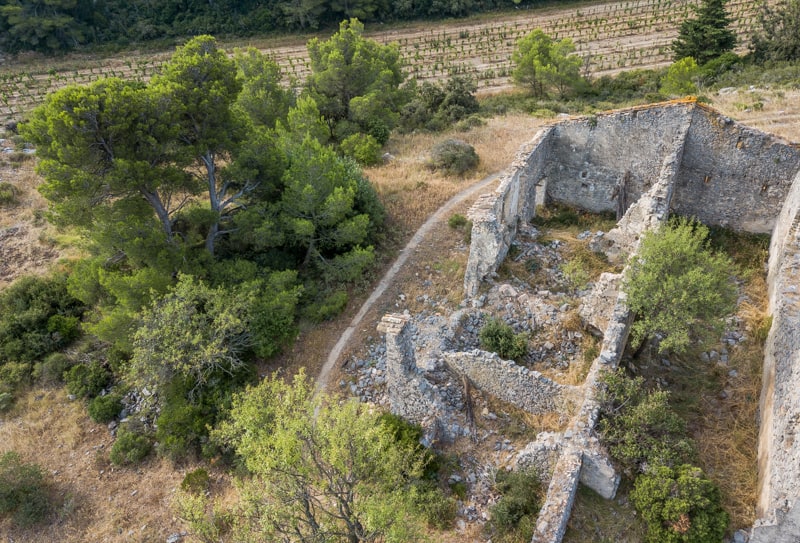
[339,221,617,536]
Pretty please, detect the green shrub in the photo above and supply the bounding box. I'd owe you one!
[65,361,110,399]
[46,314,81,344]
[340,133,382,166]
[88,393,122,423]
[561,258,590,290]
[414,480,457,529]
[379,412,438,479]
[181,468,211,494]
[479,318,528,362]
[0,361,32,389]
[660,57,700,96]
[454,114,485,132]
[155,395,209,462]
[0,451,51,527]
[487,469,541,543]
[0,182,17,206]
[630,464,728,543]
[624,217,736,354]
[428,139,479,176]
[32,352,74,385]
[0,273,84,364]
[304,290,349,323]
[597,369,694,474]
[448,213,468,229]
[110,425,153,466]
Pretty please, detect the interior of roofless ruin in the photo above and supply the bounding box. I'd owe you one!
[372,100,800,543]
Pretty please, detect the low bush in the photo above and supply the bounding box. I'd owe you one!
[448,213,468,229]
[155,395,209,462]
[181,468,211,494]
[304,290,349,323]
[0,451,51,527]
[486,469,542,543]
[64,361,111,399]
[32,352,74,385]
[88,393,122,423]
[597,369,694,475]
[340,133,382,166]
[0,182,17,206]
[399,76,479,133]
[110,425,153,466]
[0,361,32,390]
[0,273,84,364]
[480,317,528,362]
[630,464,728,543]
[428,139,479,176]
[414,480,457,529]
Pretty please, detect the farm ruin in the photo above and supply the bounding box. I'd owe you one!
[377,100,800,542]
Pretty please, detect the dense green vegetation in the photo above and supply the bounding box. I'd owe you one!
[6,24,400,462]
[176,371,454,541]
[623,218,737,355]
[0,0,561,54]
[599,370,729,542]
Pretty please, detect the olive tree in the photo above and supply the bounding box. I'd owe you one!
[623,218,737,354]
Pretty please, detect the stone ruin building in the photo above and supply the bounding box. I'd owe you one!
[376,100,800,542]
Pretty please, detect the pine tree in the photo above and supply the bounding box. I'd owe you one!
[672,0,736,64]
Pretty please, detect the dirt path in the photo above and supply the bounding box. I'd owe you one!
[315,172,499,391]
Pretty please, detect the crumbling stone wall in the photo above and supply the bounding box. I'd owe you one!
[544,104,694,214]
[672,105,800,233]
[377,314,451,433]
[442,350,579,415]
[459,101,800,543]
[464,127,554,297]
[752,169,800,542]
[464,102,800,298]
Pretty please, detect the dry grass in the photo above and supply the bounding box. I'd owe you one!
[0,387,196,542]
[710,88,800,143]
[690,273,768,529]
[365,114,544,238]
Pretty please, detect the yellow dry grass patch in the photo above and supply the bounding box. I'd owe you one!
[710,88,800,143]
[691,274,768,529]
[0,388,191,542]
[365,113,545,237]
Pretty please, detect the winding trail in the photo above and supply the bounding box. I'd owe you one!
[315,172,500,391]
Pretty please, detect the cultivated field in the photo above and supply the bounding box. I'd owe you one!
[0,0,763,123]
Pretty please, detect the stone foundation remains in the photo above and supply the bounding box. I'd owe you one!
[377,101,800,543]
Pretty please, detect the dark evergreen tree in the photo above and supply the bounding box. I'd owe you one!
[672,0,737,64]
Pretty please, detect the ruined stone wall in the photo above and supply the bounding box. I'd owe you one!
[464,127,554,296]
[672,106,800,233]
[543,104,694,214]
[442,350,578,415]
[753,169,800,541]
[455,101,800,542]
